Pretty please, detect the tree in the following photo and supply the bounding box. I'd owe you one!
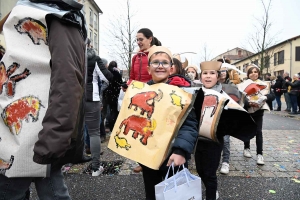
[245,0,282,74]
[102,0,139,71]
[198,43,212,62]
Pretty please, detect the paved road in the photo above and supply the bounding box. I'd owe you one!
[30,112,300,200]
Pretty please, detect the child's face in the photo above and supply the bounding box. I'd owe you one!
[200,70,218,89]
[148,53,172,83]
[248,68,259,81]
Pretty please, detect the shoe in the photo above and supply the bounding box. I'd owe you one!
[85,147,91,155]
[216,190,219,199]
[257,154,264,165]
[289,112,297,115]
[243,148,252,158]
[220,162,229,174]
[92,166,104,176]
[100,136,106,143]
[133,165,143,173]
[78,155,92,163]
[285,109,291,112]
[276,107,281,111]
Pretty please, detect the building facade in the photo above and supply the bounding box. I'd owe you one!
[211,47,254,63]
[77,0,102,54]
[233,36,300,78]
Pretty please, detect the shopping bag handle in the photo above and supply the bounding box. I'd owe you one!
[164,162,175,181]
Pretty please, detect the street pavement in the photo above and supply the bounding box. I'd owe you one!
[30,109,300,200]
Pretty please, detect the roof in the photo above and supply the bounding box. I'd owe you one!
[90,0,103,14]
[211,47,254,61]
[233,35,300,65]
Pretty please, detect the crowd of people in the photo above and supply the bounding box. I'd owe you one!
[1,1,300,200]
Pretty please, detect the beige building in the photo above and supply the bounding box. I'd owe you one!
[212,47,254,63]
[78,0,102,54]
[233,35,300,79]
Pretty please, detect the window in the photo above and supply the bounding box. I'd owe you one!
[89,8,93,26]
[253,59,258,65]
[94,13,97,30]
[296,47,300,61]
[278,50,284,64]
[243,63,248,72]
[89,30,93,46]
[274,53,277,66]
[94,33,97,50]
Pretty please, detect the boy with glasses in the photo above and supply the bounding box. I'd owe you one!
[140,46,198,200]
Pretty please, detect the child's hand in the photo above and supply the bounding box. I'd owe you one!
[167,154,186,166]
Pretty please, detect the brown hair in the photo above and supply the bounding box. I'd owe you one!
[247,66,261,79]
[217,58,231,64]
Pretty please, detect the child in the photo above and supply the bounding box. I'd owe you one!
[140,46,198,200]
[193,61,256,200]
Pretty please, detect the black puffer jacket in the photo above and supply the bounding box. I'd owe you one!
[147,75,198,160]
[272,76,284,96]
[286,80,300,96]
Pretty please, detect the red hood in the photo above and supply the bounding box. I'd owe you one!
[168,75,191,87]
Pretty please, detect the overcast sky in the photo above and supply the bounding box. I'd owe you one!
[95,0,300,69]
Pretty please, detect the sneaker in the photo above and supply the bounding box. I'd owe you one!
[216,190,219,199]
[92,166,104,176]
[257,154,264,165]
[243,148,252,158]
[133,165,143,173]
[220,162,229,174]
[289,112,297,115]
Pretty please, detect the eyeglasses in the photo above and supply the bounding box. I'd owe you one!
[220,70,227,73]
[150,61,172,68]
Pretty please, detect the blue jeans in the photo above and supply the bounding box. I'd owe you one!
[289,94,298,113]
[284,93,291,110]
[0,168,70,200]
[275,95,282,108]
[222,135,230,163]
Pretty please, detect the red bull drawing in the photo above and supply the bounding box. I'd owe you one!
[128,90,163,118]
[0,62,31,97]
[116,115,157,145]
[1,96,43,135]
[244,83,267,96]
[200,94,219,126]
[14,17,48,45]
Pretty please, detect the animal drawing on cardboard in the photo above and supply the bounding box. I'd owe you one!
[0,155,14,172]
[243,83,267,101]
[170,90,185,109]
[199,94,219,126]
[114,135,131,150]
[14,17,48,45]
[128,90,163,118]
[1,96,44,135]
[117,115,157,145]
[131,81,145,89]
[0,62,31,97]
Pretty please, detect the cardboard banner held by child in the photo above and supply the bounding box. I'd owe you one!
[108,81,194,170]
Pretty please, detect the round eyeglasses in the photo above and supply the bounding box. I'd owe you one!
[150,61,172,68]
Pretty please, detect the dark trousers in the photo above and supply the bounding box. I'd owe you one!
[140,158,188,200]
[195,140,223,200]
[297,95,300,111]
[108,100,119,131]
[275,95,282,108]
[289,94,298,113]
[244,115,263,155]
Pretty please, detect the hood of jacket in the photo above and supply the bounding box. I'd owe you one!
[167,74,191,87]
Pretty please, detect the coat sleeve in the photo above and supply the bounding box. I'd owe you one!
[128,55,137,84]
[172,108,199,159]
[33,18,85,164]
[96,56,113,82]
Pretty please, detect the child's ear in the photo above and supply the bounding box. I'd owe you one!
[147,66,151,75]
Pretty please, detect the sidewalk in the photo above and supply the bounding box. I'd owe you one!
[67,130,300,178]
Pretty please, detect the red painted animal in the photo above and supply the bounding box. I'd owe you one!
[118,115,157,145]
[128,89,163,118]
[244,83,266,96]
[1,96,43,135]
[199,94,219,126]
[14,17,48,45]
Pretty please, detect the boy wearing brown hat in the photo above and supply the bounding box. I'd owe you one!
[140,46,198,200]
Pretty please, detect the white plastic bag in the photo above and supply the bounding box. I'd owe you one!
[155,163,202,200]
